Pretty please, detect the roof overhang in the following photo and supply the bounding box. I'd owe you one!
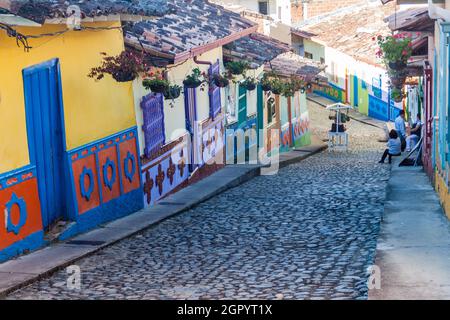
[0,13,40,26]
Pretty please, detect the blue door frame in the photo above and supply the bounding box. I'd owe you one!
[23,59,67,229]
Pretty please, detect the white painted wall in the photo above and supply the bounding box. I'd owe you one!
[133,47,226,156]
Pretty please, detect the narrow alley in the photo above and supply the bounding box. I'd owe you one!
[6,101,390,300]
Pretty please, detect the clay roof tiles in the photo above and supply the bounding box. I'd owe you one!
[1,0,171,23]
[223,33,291,67]
[124,0,256,63]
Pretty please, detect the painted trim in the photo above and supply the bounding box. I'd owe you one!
[0,231,45,263]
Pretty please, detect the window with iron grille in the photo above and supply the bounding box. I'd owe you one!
[209,60,221,119]
[141,93,165,158]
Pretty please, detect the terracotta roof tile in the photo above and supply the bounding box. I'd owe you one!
[124,0,256,63]
[265,52,326,81]
[300,2,396,67]
[1,0,171,23]
[223,33,291,67]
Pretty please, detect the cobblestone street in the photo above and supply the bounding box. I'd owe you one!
[7,101,390,300]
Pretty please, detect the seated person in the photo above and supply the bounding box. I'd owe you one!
[379,129,401,164]
[406,113,422,152]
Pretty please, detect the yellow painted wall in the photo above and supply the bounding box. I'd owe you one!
[133,47,225,155]
[435,170,450,219]
[0,22,135,174]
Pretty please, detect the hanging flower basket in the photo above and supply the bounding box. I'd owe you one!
[163,85,182,100]
[225,61,249,76]
[143,78,170,93]
[388,61,407,71]
[375,33,412,70]
[88,51,147,83]
[259,74,273,92]
[241,77,257,91]
[183,68,205,88]
[271,79,284,95]
[281,82,296,97]
[212,74,230,88]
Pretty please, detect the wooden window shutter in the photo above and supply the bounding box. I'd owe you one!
[141,93,165,158]
[209,60,221,120]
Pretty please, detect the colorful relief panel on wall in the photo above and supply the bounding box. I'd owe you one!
[198,113,226,167]
[292,112,311,147]
[141,135,190,207]
[313,83,345,103]
[0,166,44,261]
[68,127,142,217]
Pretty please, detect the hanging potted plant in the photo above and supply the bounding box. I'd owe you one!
[88,51,146,83]
[225,61,249,76]
[391,87,404,103]
[183,68,206,88]
[270,78,284,95]
[376,33,413,71]
[241,76,257,91]
[142,69,170,93]
[211,73,230,88]
[163,84,182,100]
[281,82,296,97]
[260,74,273,92]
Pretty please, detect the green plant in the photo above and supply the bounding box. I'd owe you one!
[163,85,182,100]
[376,33,413,66]
[260,74,273,91]
[225,61,249,76]
[391,87,404,102]
[142,78,170,93]
[88,51,147,82]
[211,73,230,88]
[183,68,206,88]
[241,77,257,91]
[281,82,296,97]
[270,78,284,95]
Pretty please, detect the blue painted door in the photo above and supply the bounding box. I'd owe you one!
[23,59,66,229]
[353,75,358,107]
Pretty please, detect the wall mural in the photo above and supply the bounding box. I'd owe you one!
[0,166,44,261]
[68,128,141,216]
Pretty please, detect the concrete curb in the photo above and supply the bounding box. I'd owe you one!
[0,142,327,298]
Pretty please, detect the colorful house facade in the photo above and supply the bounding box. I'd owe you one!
[124,0,256,206]
[223,35,325,159]
[0,0,173,261]
[292,1,404,121]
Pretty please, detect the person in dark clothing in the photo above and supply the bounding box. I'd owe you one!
[406,113,423,152]
[379,129,402,164]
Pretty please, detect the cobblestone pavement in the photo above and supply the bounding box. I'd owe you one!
[7,101,390,300]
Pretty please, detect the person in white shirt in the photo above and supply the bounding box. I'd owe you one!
[379,130,402,164]
[406,113,423,152]
[394,110,406,152]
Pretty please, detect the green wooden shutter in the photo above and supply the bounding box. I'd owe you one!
[256,84,264,147]
[238,84,247,126]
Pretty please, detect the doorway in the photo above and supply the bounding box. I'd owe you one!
[23,59,66,229]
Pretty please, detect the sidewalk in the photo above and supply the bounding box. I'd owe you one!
[0,137,327,297]
[369,160,450,299]
[307,94,387,130]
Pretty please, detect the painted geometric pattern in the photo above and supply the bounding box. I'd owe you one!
[201,115,225,166]
[141,135,190,207]
[0,166,43,251]
[69,128,141,215]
